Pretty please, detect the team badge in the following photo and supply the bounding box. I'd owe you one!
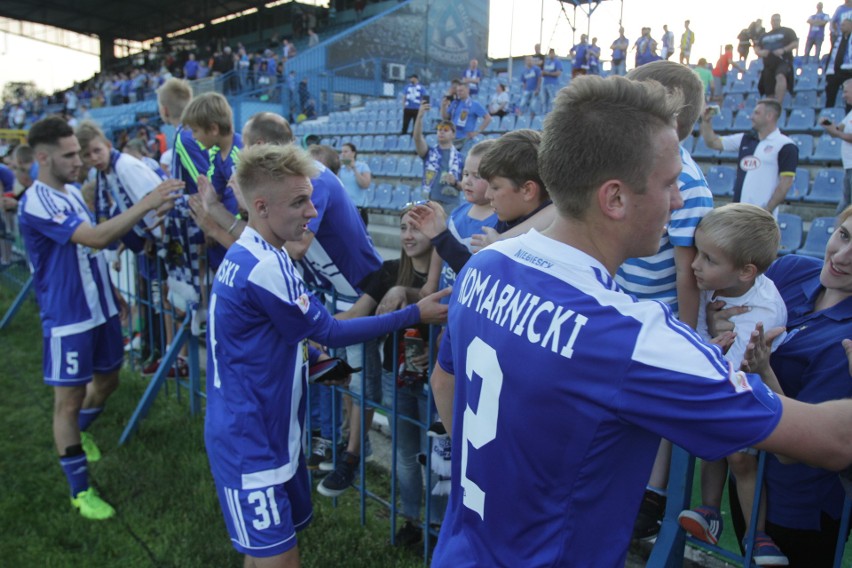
[296,293,311,314]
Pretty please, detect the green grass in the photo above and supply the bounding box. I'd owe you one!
[0,283,426,568]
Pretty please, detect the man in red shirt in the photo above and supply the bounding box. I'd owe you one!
[711,44,745,101]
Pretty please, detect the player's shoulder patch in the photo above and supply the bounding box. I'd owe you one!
[296,293,311,314]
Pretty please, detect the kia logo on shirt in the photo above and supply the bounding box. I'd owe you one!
[740,156,761,171]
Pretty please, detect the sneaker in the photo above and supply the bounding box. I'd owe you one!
[80,431,101,463]
[166,356,189,379]
[678,506,723,544]
[317,451,358,497]
[307,437,332,470]
[427,421,448,438]
[632,490,666,541]
[394,520,423,548]
[124,333,142,353]
[319,436,372,471]
[751,532,789,566]
[319,442,348,472]
[70,487,115,520]
[141,357,161,377]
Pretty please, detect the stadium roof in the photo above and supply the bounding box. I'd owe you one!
[0,0,264,42]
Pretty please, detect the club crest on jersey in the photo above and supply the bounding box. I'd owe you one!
[739,156,761,171]
[296,293,311,314]
[728,370,753,393]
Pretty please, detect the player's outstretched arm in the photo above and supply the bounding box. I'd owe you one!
[72,179,183,249]
[756,396,852,472]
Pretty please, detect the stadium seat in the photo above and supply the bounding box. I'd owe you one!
[368,155,384,176]
[788,167,809,200]
[368,183,394,209]
[357,185,375,208]
[383,135,399,152]
[397,155,414,178]
[711,111,734,132]
[791,89,818,109]
[389,184,412,210]
[797,216,836,258]
[515,115,531,130]
[804,168,843,204]
[776,213,803,255]
[722,94,744,113]
[531,116,544,130]
[411,158,424,179]
[789,134,814,164]
[812,135,842,164]
[705,165,736,197]
[373,135,386,152]
[377,120,389,133]
[818,108,845,125]
[732,111,753,131]
[691,137,719,160]
[425,134,438,147]
[497,115,514,132]
[724,79,753,95]
[784,108,815,132]
[349,135,362,149]
[382,155,399,176]
[398,134,414,153]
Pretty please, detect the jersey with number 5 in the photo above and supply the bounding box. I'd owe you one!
[432,230,782,567]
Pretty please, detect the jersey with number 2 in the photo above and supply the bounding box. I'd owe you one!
[432,230,782,567]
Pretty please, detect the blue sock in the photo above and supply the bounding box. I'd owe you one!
[60,449,89,497]
[78,407,103,432]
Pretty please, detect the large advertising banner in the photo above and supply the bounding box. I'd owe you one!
[326,0,488,82]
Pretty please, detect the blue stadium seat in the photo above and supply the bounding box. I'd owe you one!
[531,116,544,130]
[804,168,843,204]
[349,135,362,149]
[383,135,399,152]
[724,79,753,94]
[777,213,803,255]
[818,108,844,125]
[797,216,836,258]
[792,89,819,109]
[373,135,386,152]
[732,111,753,131]
[784,108,815,132]
[397,155,414,178]
[360,135,375,152]
[711,111,734,132]
[354,184,372,208]
[812,135,842,164]
[514,115,531,130]
[365,120,377,134]
[691,137,720,160]
[425,134,438,147]
[389,184,412,211]
[789,134,814,163]
[411,158,424,179]
[369,183,394,209]
[722,94,744,113]
[368,155,384,176]
[788,167,809,200]
[397,134,414,153]
[382,156,399,176]
[705,165,736,197]
[497,115,514,132]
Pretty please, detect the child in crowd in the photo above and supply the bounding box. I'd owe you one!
[679,203,789,566]
[421,139,498,299]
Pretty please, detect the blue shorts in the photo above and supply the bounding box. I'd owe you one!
[214,462,313,557]
[43,316,123,387]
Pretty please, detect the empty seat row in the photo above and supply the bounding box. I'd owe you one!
[704,165,843,206]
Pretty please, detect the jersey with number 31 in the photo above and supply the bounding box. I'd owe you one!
[432,230,782,567]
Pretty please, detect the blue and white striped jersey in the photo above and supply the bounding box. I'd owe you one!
[19,181,119,337]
